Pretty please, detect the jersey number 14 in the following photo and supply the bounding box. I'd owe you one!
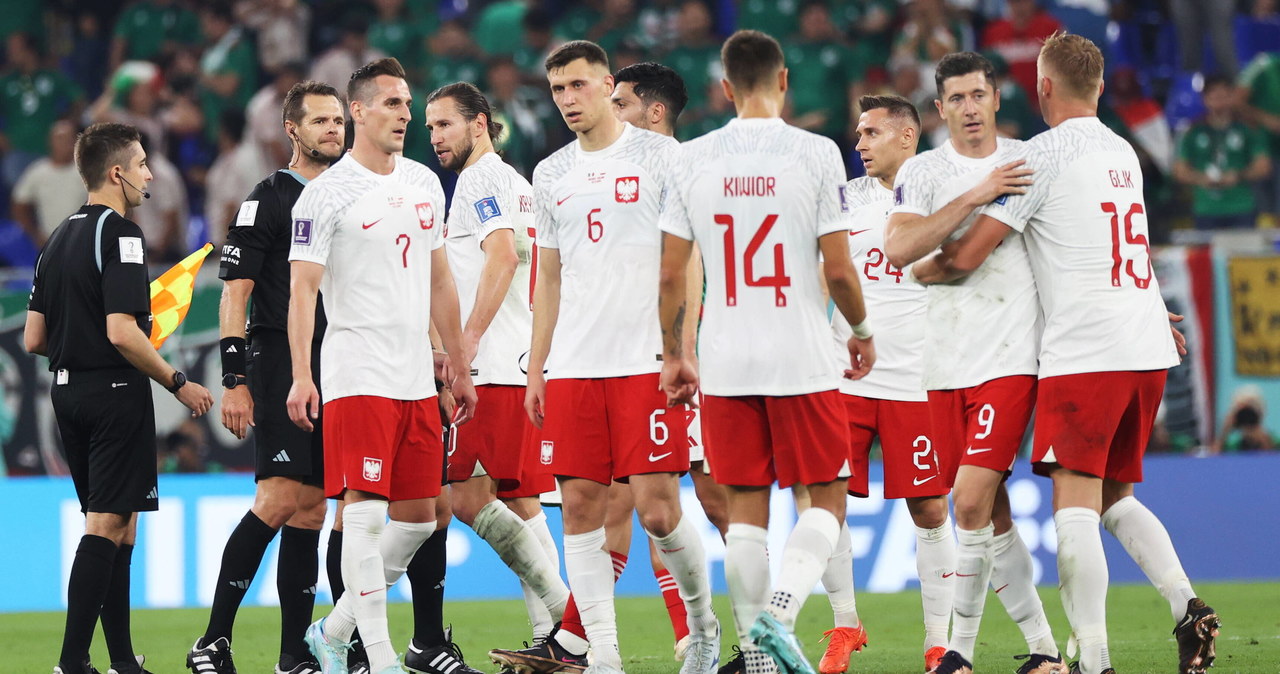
[714,214,791,307]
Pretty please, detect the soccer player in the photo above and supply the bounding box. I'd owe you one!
[424,81,570,648]
[658,29,875,674]
[608,60,731,660]
[882,51,1063,674]
[286,57,477,674]
[187,80,346,674]
[28,122,213,674]
[814,94,956,674]
[506,40,721,674]
[957,33,1218,674]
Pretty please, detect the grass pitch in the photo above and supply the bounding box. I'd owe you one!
[3,582,1276,673]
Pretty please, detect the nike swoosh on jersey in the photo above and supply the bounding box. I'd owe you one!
[359,588,384,596]
[648,451,673,462]
[941,572,955,578]
[849,229,871,236]
[912,475,937,486]
[993,583,1009,593]
[965,446,993,455]
[362,218,383,229]
[556,193,575,206]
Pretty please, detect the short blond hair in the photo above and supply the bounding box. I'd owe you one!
[1039,31,1104,101]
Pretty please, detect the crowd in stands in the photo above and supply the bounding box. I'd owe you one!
[0,0,1278,267]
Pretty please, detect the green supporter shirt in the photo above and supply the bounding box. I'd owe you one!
[555,7,600,41]
[665,43,721,112]
[474,1,527,56]
[1177,120,1267,216]
[369,20,422,71]
[783,40,861,138]
[426,55,486,93]
[199,32,257,143]
[0,69,83,154]
[830,0,897,65]
[739,0,800,40]
[995,79,1040,139]
[112,1,201,62]
[1240,53,1280,156]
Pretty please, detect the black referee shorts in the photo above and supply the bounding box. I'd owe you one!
[51,367,159,514]
[248,330,323,487]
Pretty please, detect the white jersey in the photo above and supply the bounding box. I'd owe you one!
[834,176,928,402]
[660,117,849,396]
[890,138,1039,390]
[289,154,446,402]
[445,153,535,386]
[981,117,1178,377]
[534,123,675,379]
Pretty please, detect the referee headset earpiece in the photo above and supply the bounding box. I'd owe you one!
[291,128,321,159]
[117,168,150,200]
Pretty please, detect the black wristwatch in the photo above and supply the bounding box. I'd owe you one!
[166,370,188,393]
[222,373,247,389]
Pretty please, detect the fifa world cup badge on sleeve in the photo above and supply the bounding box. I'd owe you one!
[293,218,313,245]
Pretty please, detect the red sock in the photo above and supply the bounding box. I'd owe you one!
[656,568,690,641]
[560,551,629,640]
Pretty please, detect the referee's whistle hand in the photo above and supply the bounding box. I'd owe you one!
[222,387,255,439]
[286,379,320,432]
[177,382,214,417]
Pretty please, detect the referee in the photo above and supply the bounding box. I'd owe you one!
[188,80,346,674]
[25,122,213,674]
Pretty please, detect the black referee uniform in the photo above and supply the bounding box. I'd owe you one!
[219,169,326,484]
[29,204,159,514]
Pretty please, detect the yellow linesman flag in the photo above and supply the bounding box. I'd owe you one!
[149,242,214,349]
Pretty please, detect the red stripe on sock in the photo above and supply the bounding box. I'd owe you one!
[610,551,628,580]
[655,569,690,640]
[561,552,629,640]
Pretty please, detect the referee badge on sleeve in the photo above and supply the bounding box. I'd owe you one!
[119,237,144,264]
[293,219,313,244]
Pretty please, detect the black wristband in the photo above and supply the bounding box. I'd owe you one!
[220,336,247,376]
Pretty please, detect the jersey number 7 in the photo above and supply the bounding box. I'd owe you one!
[714,214,791,307]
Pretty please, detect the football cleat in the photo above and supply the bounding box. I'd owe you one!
[305,618,353,674]
[188,637,238,674]
[675,635,692,662]
[1174,598,1220,674]
[489,628,587,674]
[1066,663,1115,674]
[108,655,155,674]
[749,612,815,674]
[924,646,946,672]
[1013,653,1068,674]
[817,625,868,674]
[680,624,721,674]
[930,650,972,674]
[53,660,102,674]
[717,646,744,674]
[404,633,484,674]
[276,661,324,674]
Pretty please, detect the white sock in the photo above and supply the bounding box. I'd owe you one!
[821,521,859,628]
[991,525,1057,657]
[767,507,840,630]
[380,518,436,586]
[1055,508,1110,673]
[648,515,716,637]
[333,500,397,670]
[564,528,621,668]
[525,511,564,629]
[915,516,955,652]
[1101,496,1196,622]
[475,501,570,617]
[947,524,994,661]
[725,523,771,644]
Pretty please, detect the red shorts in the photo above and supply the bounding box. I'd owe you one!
[1033,370,1166,482]
[541,373,689,485]
[702,390,849,488]
[844,395,948,499]
[928,375,1036,486]
[323,395,443,500]
[447,385,554,497]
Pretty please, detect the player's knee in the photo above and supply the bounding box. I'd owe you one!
[288,495,327,530]
[451,494,487,527]
[637,505,678,538]
[908,496,948,529]
[951,496,990,529]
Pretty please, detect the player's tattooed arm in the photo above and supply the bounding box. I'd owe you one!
[659,232,699,406]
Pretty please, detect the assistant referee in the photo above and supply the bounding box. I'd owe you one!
[24,122,213,674]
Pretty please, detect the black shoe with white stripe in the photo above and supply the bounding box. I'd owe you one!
[187,637,237,674]
[404,634,484,674]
